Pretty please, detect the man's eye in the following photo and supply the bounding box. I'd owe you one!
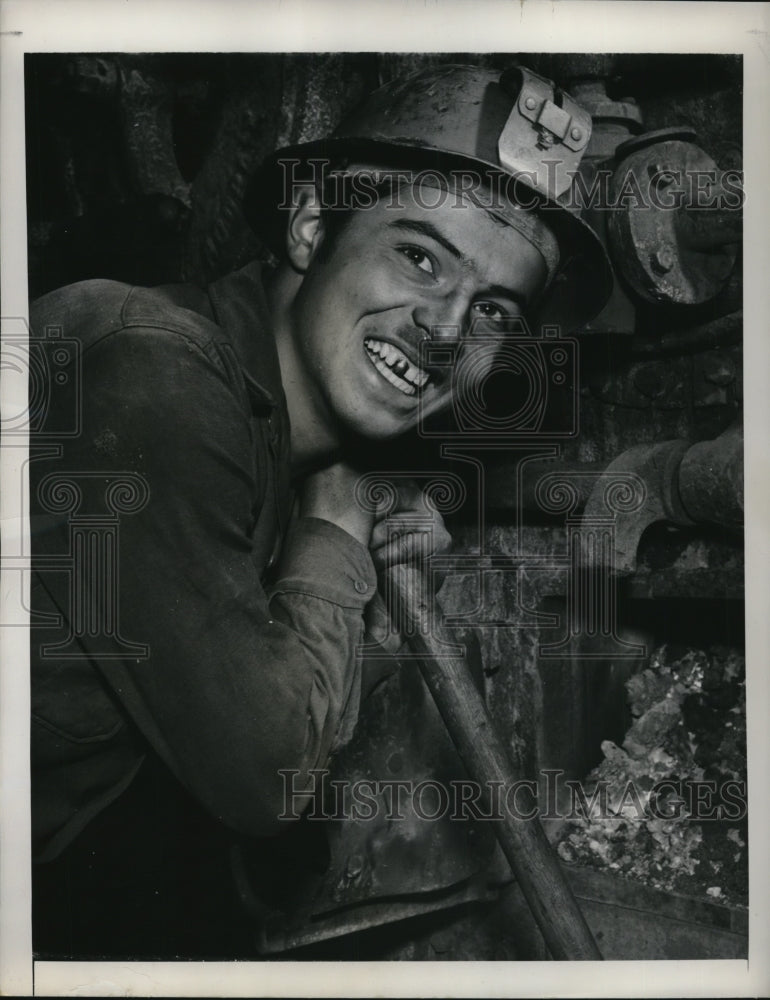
[472,301,507,321]
[399,246,435,276]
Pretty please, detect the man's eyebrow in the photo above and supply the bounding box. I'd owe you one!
[486,283,528,311]
[387,218,529,310]
[388,219,472,266]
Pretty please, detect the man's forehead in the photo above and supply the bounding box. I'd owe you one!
[331,165,559,279]
[331,163,507,212]
[376,194,533,254]
[329,194,546,309]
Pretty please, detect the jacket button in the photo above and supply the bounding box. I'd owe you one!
[354,579,369,594]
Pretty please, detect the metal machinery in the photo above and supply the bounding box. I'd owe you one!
[25,52,745,960]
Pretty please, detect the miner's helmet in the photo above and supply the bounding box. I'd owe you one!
[244,63,613,331]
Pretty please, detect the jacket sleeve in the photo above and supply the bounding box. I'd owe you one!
[32,317,376,837]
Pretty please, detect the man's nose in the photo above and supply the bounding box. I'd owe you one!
[412,293,467,343]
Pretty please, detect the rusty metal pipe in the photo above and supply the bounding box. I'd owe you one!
[576,424,743,575]
[678,421,743,528]
[631,311,742,357]
[385,563,603,960]
[677,205,742,253]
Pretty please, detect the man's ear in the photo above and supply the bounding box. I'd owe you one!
[285,184,323,273]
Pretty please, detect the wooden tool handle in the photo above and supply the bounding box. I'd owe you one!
[386,562,602,961]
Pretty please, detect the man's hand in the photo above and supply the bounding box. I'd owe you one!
[298,460,375,547]
[365,477,453,658]
[369,478,453,575]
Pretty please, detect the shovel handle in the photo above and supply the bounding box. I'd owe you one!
[385,562,602,961]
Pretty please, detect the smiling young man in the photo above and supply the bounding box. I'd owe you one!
[270,182,548,455]
[29,63,611,957]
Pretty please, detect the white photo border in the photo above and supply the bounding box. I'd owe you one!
[1,1,768,996]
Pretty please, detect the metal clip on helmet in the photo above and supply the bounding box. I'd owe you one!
[245,64,613,331]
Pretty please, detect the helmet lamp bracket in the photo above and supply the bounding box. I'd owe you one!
[498,67,592,200]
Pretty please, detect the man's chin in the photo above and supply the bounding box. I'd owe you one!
[336,404,418,447]
[335,382,450,443]
[347,415,414,442]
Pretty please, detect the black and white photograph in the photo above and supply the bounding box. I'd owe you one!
[1,1,768,996]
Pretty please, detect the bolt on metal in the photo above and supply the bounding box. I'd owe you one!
[647,162,674,187]
[650,247,674,274]
[345,854,364,879]
[703,354,736,386]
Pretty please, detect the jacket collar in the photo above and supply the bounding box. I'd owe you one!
[207,260,283,410]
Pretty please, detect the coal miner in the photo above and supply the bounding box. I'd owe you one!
[29,64,611,956]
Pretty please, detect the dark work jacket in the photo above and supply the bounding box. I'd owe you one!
[29,261,377,863]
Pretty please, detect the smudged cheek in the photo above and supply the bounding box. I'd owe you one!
[334,254,416,317]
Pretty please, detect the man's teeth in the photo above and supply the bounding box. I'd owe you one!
[364,338,429,396]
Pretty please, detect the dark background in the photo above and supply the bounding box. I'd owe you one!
[25,52,742,297]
